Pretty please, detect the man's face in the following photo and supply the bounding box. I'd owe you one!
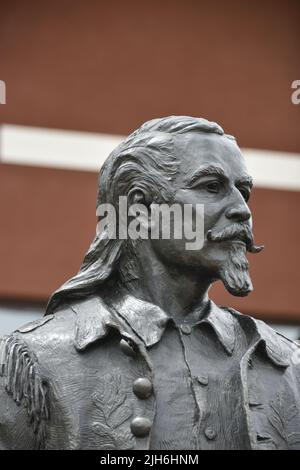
[150,131,255,296]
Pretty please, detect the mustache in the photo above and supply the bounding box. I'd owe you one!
[207,223,264,254]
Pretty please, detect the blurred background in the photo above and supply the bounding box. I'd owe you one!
[0,0,299,338]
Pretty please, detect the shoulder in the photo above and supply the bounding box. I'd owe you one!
[0,311,64,449]
[0,303,74,379]
[0,296,111,449]
[14,303,76,345]
[0,294,115,372]
[5,295,110,349]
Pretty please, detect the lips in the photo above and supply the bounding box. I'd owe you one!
[230,239,247,246]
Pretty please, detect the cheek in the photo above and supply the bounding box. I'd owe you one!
[151,238,200,262]
[151,238,217,274]
[151,239,183,264]
[174,191,224,234]
[203,203,224,233]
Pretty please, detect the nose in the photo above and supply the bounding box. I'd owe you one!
[225,201,251,223]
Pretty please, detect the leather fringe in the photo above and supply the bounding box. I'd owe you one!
[0,335,49,449]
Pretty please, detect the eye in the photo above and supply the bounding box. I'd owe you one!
[239,187,250,202]
[206,181,221,193]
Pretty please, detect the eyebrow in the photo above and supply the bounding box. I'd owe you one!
[185,164,254,189]
[186,165,228,188]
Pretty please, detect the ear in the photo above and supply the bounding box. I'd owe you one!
[128,187,151,207]
[127,187,152,234]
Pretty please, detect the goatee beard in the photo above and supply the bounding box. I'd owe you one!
[219,243,253,297]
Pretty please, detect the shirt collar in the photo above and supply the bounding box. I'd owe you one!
[72,294,296,367]
[115,294,237,354]
[73,293,236,355]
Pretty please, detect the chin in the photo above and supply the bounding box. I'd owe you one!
[225,283,253,297]
[216,241,253,298]
[220,269,253,297]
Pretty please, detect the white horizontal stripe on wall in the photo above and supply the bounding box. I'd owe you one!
[0,125,123,171]
[242,149,300,191]
[1,124,300,191]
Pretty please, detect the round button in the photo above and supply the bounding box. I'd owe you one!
[180,324,192,335]
[119,338,136,357]
[205,427,217,440]
[133,377,153,399]
[197,375,209,386]
[130,417,152,437]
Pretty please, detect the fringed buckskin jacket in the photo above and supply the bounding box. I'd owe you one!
[0,294,300,450]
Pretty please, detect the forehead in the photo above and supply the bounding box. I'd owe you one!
[173,132,250,183]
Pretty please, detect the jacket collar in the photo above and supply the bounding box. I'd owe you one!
[73,294,236,355]
[226,307,297,367]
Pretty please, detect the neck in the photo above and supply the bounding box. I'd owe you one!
[118,241,212,324]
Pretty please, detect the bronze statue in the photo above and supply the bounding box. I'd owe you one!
[1,116,300,450]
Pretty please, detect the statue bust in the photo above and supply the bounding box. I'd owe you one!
[1,116,300,450]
